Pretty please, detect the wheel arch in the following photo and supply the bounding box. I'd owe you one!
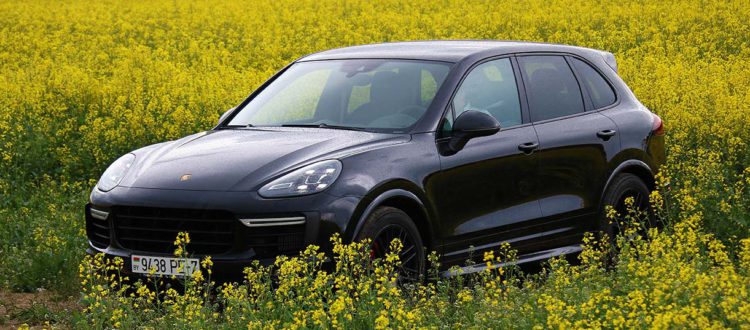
[601,159,656,202]
[348,184,436,251]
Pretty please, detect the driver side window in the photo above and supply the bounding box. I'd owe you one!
[452,58,522,128]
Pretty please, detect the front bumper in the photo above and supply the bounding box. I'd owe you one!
[85,244,276,282]
[86,186,362,279]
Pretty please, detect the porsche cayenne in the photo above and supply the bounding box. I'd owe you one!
[85,41,665,279]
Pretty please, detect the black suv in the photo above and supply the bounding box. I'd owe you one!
[86,41,665,278]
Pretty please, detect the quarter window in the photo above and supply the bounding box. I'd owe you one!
[518,56,584,122]
[569,57,616,109]
[452,58,522,128]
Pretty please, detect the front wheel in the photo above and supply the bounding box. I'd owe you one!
[356,206,425,281]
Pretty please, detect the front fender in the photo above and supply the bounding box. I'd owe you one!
[345,182,436,247]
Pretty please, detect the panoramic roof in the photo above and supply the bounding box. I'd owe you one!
[299,40,598,62]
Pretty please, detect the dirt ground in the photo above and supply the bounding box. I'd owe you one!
[0,290,79,329]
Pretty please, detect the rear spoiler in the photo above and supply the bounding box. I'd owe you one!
[600,51,618,73]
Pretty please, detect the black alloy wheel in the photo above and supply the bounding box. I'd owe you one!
[357,206,425,281]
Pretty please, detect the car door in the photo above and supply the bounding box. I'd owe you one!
[517,55,620,239]
[427,57,542,266]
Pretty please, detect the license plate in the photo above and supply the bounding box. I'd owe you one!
[131,255,200,277]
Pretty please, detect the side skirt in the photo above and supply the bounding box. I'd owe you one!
[441,244,582,277]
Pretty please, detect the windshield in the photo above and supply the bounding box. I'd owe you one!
[228,59,451,131]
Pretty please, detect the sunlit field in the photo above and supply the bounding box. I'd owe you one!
[1,0,749,328]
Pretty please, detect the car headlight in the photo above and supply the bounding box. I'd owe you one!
[97,154,136,192]
[259,160,342,198]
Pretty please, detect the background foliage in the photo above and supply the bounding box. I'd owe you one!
[0,0,749,328]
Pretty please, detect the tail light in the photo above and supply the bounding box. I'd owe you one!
[651,113,664,136]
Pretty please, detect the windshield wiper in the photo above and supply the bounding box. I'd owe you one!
[280,123,370,131]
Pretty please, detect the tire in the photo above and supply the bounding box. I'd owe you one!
[598,173,652,241]
[356,206,425,281]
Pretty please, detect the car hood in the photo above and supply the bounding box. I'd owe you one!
[121,127,410,191]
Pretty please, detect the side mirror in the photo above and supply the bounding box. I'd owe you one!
[218,107,236,125]
[448,110,501,152]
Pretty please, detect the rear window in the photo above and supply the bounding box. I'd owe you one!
[569,57,617,109]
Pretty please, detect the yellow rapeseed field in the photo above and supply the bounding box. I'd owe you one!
[1,0,750,328]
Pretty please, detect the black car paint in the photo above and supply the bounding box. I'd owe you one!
[87,41,665,275]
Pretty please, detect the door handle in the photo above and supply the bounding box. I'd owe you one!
[597,129,617,141]
[518,142,539,153]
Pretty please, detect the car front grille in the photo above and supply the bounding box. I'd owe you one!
[112,206,237,255]
[244,224,306,257]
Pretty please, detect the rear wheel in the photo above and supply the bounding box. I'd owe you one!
[599,173,652,241]
[356,206,425,281]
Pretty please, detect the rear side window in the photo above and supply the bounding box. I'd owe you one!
[569,57,616,109]
[518,56,584,122]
